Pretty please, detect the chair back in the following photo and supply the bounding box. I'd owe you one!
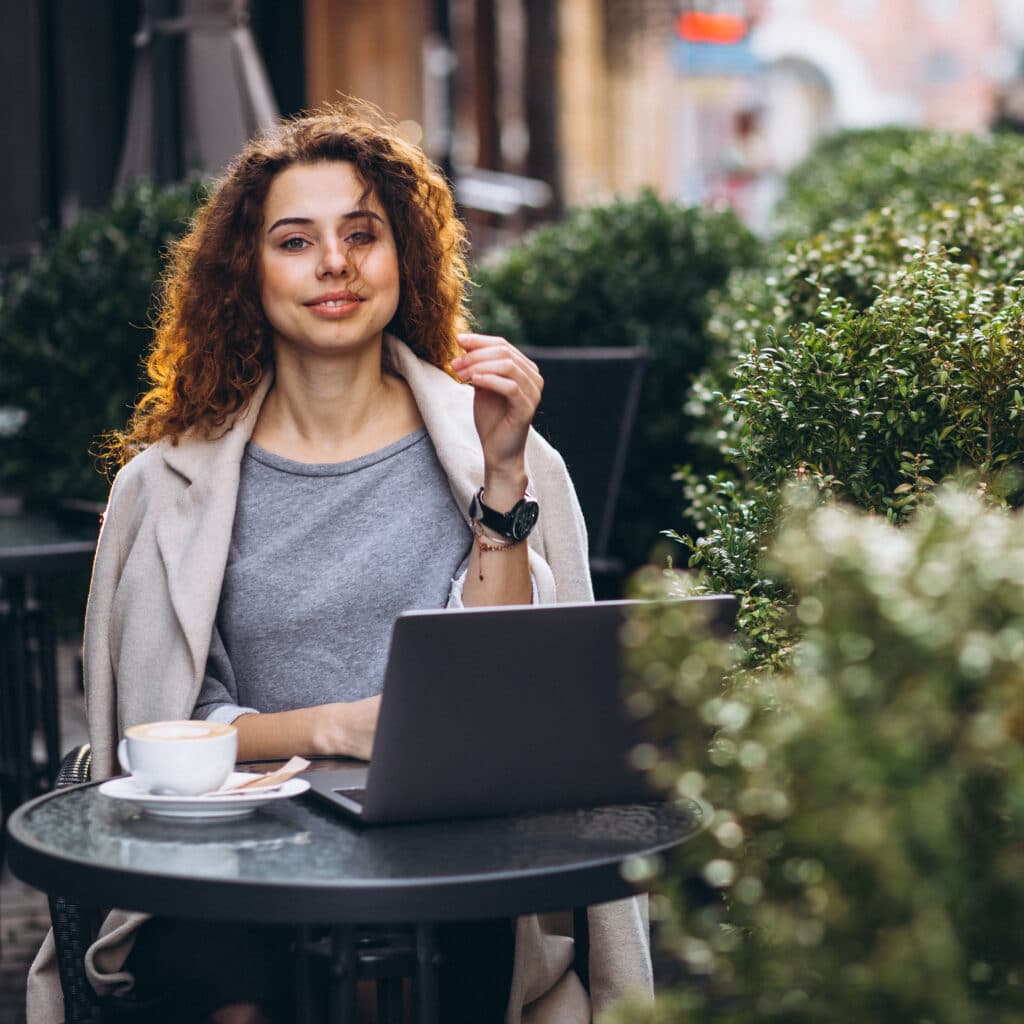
[520,346,649,565]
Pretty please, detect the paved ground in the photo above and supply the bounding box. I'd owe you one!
[1,640,88,1024]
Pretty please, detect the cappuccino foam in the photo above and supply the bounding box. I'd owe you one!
[126,720,233,741]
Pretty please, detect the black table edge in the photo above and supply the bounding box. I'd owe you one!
[6,781,704,924]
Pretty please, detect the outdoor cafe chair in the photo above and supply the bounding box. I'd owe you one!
[519,346,649,598]
[48,744,157,1022]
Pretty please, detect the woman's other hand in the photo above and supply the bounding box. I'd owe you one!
[234,695,381,762]
[451,334,542,505]
[315,696,381,761]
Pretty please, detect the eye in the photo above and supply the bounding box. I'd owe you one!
[280,237,310,251]
[345,231,376,246]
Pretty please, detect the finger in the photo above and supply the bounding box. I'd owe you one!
[457,356,519,380]
[454,334,539,374]
[454,350,542,385]
[456,332,509,348]
[453,341,516,369]
[470,373,542,419]
[470,373,520,398]
[461,358,542,403]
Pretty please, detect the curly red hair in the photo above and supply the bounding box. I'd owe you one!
[107,100,470,465]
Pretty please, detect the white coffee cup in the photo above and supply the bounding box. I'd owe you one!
[117,720,238,796]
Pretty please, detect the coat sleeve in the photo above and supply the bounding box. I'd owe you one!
[26,472,143,1023]
[527,436,594,605]
[82,468,132,780]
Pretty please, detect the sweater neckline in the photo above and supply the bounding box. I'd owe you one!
[244,428,427,478]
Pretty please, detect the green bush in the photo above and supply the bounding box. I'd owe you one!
[678,249,1024,670]
[0,180,202,506]
[615,488,1024,1024]
[471,188,760,568]
[677,155,1024,671]
[774,126,1024,241]
[694,129,1024,461]
[668,477,794,672]
[692,186,1024,459]
[729,255,1024,514]
[617,118,1024,1024]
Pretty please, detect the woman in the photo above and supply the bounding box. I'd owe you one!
[28,102,651,1023]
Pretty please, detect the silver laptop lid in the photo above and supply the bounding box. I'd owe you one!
[352,596,736,825]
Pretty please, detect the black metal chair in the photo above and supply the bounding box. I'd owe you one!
[0,573,64,869]
[520,346,650,598]
[0,499,100,871]
[48,745,99,1022]
[48,744,158,1023]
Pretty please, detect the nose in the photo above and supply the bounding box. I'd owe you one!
[317,238,349,278]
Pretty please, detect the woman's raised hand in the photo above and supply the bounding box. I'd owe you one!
[450,334,542,498]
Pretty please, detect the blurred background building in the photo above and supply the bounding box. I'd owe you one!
[4,0,1024,262]
[664,0,1024,229]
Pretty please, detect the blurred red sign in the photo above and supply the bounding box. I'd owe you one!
[675,11,749,45]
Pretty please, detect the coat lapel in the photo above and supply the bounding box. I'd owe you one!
[386,334,487,522]
[154,374,273,691]
[384,335,555,587]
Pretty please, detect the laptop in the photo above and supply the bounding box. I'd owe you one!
[302,595,737,825]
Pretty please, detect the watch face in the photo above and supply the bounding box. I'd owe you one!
[511,500,540,541]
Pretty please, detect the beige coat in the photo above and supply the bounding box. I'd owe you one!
[28,336,652,1023]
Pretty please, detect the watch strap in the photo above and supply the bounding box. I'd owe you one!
[470,487,539,542]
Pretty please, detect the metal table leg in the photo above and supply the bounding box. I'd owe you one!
[295,923,432,1023]
[295,926,317,1024]
[573,907,590,993]
[376,973,405,1024]
[355,928,415,1024]
[329,925,358,1024]
[413,923,440,1024]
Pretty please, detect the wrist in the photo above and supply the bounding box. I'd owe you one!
[481,468,528,512]
[310,709,333,757]
[469,483,539,548]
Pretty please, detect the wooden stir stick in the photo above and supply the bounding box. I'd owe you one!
[214,755,311,793]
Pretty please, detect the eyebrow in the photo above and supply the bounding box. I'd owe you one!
[266,210,385,235]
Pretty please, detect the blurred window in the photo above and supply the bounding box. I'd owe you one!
[925,50,961,83]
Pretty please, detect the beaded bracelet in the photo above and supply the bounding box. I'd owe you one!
[471,518,521,581]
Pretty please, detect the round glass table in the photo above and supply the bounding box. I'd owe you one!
[8,775,703,1022]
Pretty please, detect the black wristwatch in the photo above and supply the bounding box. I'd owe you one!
[469,487,539,542]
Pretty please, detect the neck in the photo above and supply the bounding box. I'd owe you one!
[252,340,422,462]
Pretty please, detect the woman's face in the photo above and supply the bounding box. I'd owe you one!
[260,161,400,360]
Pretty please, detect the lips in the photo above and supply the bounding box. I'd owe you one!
[306,292,362,308]
[305,292,363,316]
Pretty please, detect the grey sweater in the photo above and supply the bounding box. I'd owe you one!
[194,428,472,720]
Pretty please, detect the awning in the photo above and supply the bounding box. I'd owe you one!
[115,0,278,191]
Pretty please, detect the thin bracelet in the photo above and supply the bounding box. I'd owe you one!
[471,519,520,581]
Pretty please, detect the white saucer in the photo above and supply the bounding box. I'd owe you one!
[99,772,310,821]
